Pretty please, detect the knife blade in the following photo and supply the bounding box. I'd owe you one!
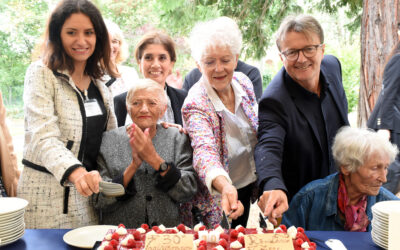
[220,211,230,229]
[259,212,267,229]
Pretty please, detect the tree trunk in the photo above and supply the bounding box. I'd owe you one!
[358,0,400,127]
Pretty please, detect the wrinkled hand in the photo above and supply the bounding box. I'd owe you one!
[221,184,244,220]
[128,123,157,164]
[160,121,187,134]
[68,167,101,197]
[127,124,143,166]
[258,190,288,226]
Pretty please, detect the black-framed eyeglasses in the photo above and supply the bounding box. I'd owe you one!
[281,44,324,61]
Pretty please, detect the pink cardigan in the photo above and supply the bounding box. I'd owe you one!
[0,91,20,196]
[181,72,258,227]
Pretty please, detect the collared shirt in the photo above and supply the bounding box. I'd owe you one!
[282,172,399,231]
[285,72,343,177]
[160,88,175,124]
[205,79,258,189]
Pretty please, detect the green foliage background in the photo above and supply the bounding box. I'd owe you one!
[0,0,362,114]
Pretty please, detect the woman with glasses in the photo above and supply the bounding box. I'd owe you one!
[182,17,258,228]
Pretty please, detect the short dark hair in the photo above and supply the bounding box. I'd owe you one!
[42,0,117,79]
[134,31,176,64]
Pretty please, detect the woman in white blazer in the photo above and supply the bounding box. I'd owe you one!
[18,0,118,228]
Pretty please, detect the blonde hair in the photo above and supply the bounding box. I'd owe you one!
[105,19,129,64]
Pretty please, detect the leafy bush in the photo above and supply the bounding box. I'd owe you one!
[326,45,360,113]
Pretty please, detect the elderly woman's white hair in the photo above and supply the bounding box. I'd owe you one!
[126,78,168,107]
[332,126,398,173]
[189,16,242,63]
[105,19,129,64]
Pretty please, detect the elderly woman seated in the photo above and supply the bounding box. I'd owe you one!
[282,127,399,231]
[92,79,197,228]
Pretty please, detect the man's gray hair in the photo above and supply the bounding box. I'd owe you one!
[275,14,324,51]
[126,78,167,107]
[189,16,242,63]
[332,126,398,173]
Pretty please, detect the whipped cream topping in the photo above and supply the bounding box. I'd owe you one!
[287,226,298,239]
[230,240,243,248]
[96,242,109,250]
[104,233,112,241]
[214,225,225,235]
[120,234,134,246]
[266,220,274,231]
[136,227,146,234]
[194,239,201,247]
[146,230,156,236]
[116,227,127,235]
[301,241,310,249]
[194,223,203,232]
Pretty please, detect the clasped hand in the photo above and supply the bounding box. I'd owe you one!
[127,123,158,167]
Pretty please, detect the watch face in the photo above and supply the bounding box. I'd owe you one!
[160,162,168,172]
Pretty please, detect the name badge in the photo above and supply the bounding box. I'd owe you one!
[84,99,103,117]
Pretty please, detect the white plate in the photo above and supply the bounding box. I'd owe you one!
[0,210,24,221]
[0,228,25,247]
[0,213,23,225]
[0,218,24,232]
[371,231,388,248]
[0,223,24,238]
[0,198,28,215]
[372,200,400,215]
[63,225,117,249]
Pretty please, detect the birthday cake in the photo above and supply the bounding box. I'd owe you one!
[96,223,316,250]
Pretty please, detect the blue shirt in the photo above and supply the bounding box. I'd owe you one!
[282,172,399,231]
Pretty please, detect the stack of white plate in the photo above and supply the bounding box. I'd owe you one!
[0,197,28,247]
[371,200,400,249]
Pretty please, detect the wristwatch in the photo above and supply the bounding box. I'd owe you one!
[158,161,169,173]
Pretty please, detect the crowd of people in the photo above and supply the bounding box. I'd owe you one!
[1,0,399,233]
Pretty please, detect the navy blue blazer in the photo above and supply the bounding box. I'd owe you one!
[255,55,349,200]
[368,54,400,139]
[113,84,187,127]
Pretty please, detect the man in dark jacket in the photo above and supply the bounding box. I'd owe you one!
[255,14,349,225]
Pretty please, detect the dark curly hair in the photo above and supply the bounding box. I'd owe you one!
[42,0,117,79]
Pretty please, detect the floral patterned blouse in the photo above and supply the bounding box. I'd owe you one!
[181,72,258,227]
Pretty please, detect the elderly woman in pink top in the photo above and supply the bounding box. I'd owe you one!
[182,17,258,228]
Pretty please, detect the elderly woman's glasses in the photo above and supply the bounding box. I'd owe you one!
[281,44,323,61]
